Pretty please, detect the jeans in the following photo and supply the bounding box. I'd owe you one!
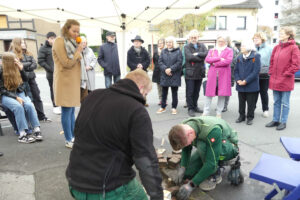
[105,75,120,88]
[61,107,75,142]
[161,86,178,109]
[204,96,226,115]
[273,90,291,123]
[238,92,259,120]
[186,79,202,110]
[258,79,269,111]
[1,92,40,132]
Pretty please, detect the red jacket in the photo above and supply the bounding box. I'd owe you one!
[269,40,300,91]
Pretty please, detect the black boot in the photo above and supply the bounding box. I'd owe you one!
[194,107,203,113]
[265,121,279,127]
[235,116,245,123]
[0,152,3,157]
[276,123,286,130]
[188,109,196,117]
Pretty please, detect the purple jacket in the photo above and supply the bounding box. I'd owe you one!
[205,47,233,97]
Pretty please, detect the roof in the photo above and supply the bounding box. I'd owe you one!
[220,0,262,9]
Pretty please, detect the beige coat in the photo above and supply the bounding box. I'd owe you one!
[52,37,81,107]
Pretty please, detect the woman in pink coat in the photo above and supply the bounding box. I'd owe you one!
[204,36,233,118]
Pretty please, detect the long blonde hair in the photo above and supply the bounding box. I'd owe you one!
[9,38,32,60]
[2,52,23,91]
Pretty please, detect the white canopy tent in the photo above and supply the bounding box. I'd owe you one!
[0,0,245,76]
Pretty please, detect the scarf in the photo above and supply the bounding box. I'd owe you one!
[243,51,252,59]
[158,48,163,56]
[134,47,141,55]
[216,45,227,55]
[64,38,88,89]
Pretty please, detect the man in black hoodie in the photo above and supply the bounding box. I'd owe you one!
[38,32,61,115]
[66,69,163,200]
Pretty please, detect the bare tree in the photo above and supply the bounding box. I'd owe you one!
[280,0,300,38]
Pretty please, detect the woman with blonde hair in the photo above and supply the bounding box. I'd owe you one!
[0,52,42,143]
[266,26,300,130]
[157,36,182,115]
[52,19,84,148]
[252,32,273,118]
[9,38,51,122]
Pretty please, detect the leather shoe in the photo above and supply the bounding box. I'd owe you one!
[265,121,279,127]
[246,119,253,125]
[276,123,286,130]
[188,109,196,117]
[235,117,245,123]
[194,107,203,113]
[0,152,3,157]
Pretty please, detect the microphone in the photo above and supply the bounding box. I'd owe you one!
[76,37,82,44]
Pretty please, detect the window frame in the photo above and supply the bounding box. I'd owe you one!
[207,16,216,30]
[236,16,247,30]
[218,16,227,30]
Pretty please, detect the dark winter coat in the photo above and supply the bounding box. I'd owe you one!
[184,42,208,80]
[152,50,161,83]
[66,79,163,199]
[159,48,183,87]
[98,42,121,76]
[0,69,28,99]
[269,40,300,92]
[21,54,37,80]
[38,40,54,79]
[127,46,150,71]
[234,51,261,93]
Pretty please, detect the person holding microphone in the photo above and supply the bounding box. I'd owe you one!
[52,19,84,148]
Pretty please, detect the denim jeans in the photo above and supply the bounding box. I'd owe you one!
[273,90,291,123]
[105,75,120,88]
[1,92,40,132]
[61,107,75,142]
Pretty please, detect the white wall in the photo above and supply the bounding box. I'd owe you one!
[201,8,258,42]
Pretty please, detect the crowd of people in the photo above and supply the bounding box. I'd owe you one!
[0,17,299,199]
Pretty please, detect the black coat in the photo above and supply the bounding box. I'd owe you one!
[0,69,28,99]
[127,46,150,71]
[38,40,54,79]
[21,54,37,80]
[66,79,163,199]
[152,50,161,83]
[184,42,208,80]
[159,48,183,87]
[98,42,121,76]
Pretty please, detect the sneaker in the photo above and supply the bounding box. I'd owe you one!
[199,178,217,191]
[184,103,188,108]
[53,107,61,115]
[222,107,228,112]
[65,141,73,149]
[144,103,149,107]
[33,131,43,141]
[156,108,166,114]
[71,138,75,143]
[18,135,36,144]
[262,111,269,118]
[40,117,52,123]
[171,108,177,115]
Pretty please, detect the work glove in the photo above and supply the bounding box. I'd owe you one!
[176,181,196,200]
[174,167,185,185]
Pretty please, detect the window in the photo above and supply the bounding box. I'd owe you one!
[275,0,279,5]
[218,16,227,30]
[207,16,216,30]
[275,13,278,18]
[273,38,277,43]
[236,16,246,30]
[274,26,277,31]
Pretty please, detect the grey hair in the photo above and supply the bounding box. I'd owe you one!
[165,36,178,48]
[188,29,199,38]
[241,39,256,51]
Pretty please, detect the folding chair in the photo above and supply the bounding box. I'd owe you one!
[250,153,300,200]
[280,137,300,161]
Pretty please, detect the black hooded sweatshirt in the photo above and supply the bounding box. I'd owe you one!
[66,79,163,200]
